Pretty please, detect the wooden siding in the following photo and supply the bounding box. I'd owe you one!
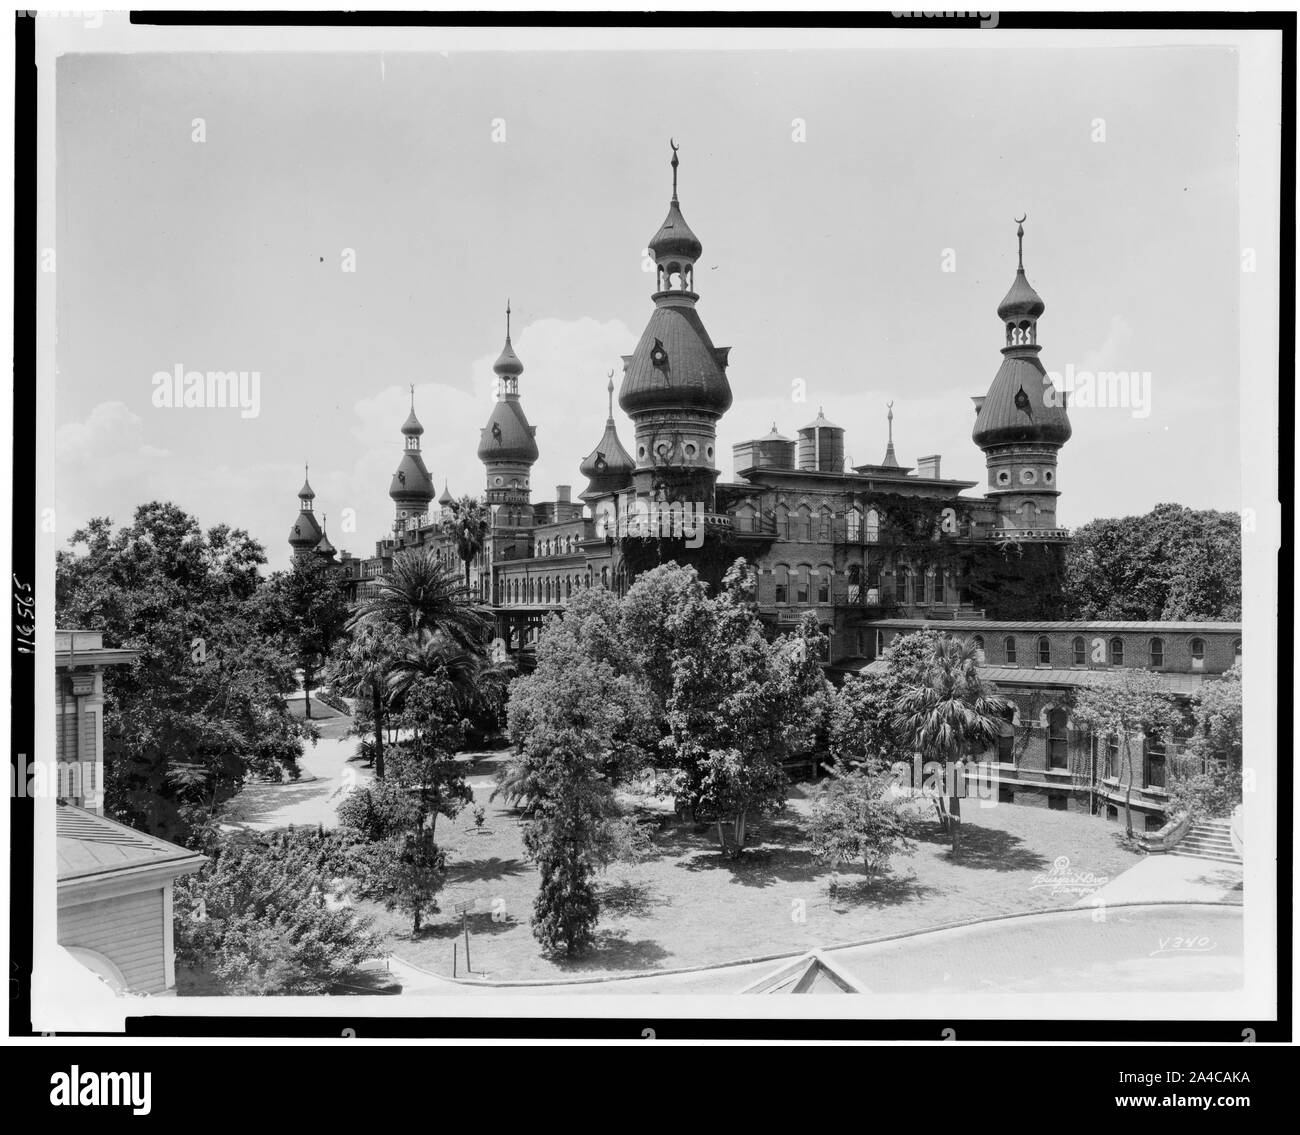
[59,888,168,994]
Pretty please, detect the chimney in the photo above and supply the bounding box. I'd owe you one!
[556,485,571,504]
[917,455,941,480]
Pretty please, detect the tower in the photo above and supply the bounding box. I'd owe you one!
[288,465,324,564]
[477,302,539,528]
[578,374,636,502]
[619,141,732,513]
[389,386,435,537]
[314,513,337,562]
[972,217,1071,533]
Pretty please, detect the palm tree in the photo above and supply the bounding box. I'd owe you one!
[327,622,399,779]
[387,628,512,724]
[897,635,1012,857]
[441,495,491,596]
[349,547,490,646]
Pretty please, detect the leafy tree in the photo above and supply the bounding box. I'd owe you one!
[56,503,309,843]
[896,636,1013,857]
[1169,663,1243,821]
[810,763,913,886]
[506,604,652,956]
[350,828,448,934]
[1064,504,1242,621]
[174,827,380,994]
[336,775,421,842]
[262,554,350,719]
[385,675,472,837]
[1072,669,1183,838]
[440,494,491,594]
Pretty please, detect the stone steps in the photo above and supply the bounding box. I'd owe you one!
[1173,819,1242,864]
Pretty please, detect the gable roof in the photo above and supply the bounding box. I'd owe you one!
[57,804,206,886]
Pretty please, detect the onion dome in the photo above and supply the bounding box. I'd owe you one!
[289,465,323,550]
[619,307,732,415]
[297,474,315,501]
[477,398,539,463]
[401,407,424,437]
[389,453,435,503]
[973,217,1071,449]
[648,140,703,262]
[580,377,636,499]
[997,216,1046,322]
[438,481,454,507]
[493,300,524,377]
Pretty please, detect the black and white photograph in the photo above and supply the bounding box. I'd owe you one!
[9,7,1290,1071]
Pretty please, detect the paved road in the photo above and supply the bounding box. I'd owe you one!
[227,727,371,832]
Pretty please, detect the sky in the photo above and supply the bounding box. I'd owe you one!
[54,44,1242,570]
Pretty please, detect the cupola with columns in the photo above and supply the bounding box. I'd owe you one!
[972,216,1071,535]
[288,466,324,563]
[389,386,435,536]
[477,302,539,528]
[619,141,732,513]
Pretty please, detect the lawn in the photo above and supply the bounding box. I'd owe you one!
[356,750,1148,983]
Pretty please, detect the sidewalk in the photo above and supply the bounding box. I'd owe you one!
[1073,853,1243,908]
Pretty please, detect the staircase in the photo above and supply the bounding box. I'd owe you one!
[1173,818,1241,864]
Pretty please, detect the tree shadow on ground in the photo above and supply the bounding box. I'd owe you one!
[447,856,528,885]
[226,779,334,819]
[910,818,1051,872]
[600,879,671,918]
[827,872,935,910]
[551,930,672,974]
[398,910,523,946]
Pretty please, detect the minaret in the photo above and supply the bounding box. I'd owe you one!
[314,512,337,562]
[288,465,324,563]
[579,373,636,502]
[389,386,435,537]
[619,141,732,513]
[972,216,1071,534]
[881,402,901,468]
[477,301,538,527]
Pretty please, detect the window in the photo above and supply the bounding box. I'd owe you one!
[1048,793,1068,812]
[1144,732,1167,789]
[1037,636,1051,665]
[775,504,790,541]
[1149,637,1164,667]
[1072,636,1086,666]
[1047,708,1069,769]
[998,786,1015,804]
[847,563,862,605]
[874,629,885,658]
[846,507,861,542]
[1104,735,1119,780]
[1190,637,1206,669]
[972,635,985,663]
[864,509,880,543]
[1004,636,1017,664]
[1109,637,1124,666]
[795,506,813,542]
[896,564,909,603]
[1233,639,1242,665]
[915,567,927,604]
[795,566,811,605]
[816,568,831,604]
[773,564,789,605]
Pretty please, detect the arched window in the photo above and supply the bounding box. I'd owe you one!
[795,564,811,605]
[865,508,880,543]
[775,503,791,541]
[896,564,910,604]
[816,565,831,604]
[773,564,789,605]
[1072,636,1086,666]
[1047,707,1069,769]
[1037,636,1051,665]
[601,566,609,589]
[846,507,862,543]
[544,578,552,603]
[795,505,813,542]
[1190,637,1206,669]
[996,706,1016,763]
[874,629,885,658]
[818,505,834,541]
[1149,637,1165,667]
[1109,637,1124,666]
[972,635,986,663]
[565,576,572,600]
[1004,636,1018,664]
[915,565,927,604]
